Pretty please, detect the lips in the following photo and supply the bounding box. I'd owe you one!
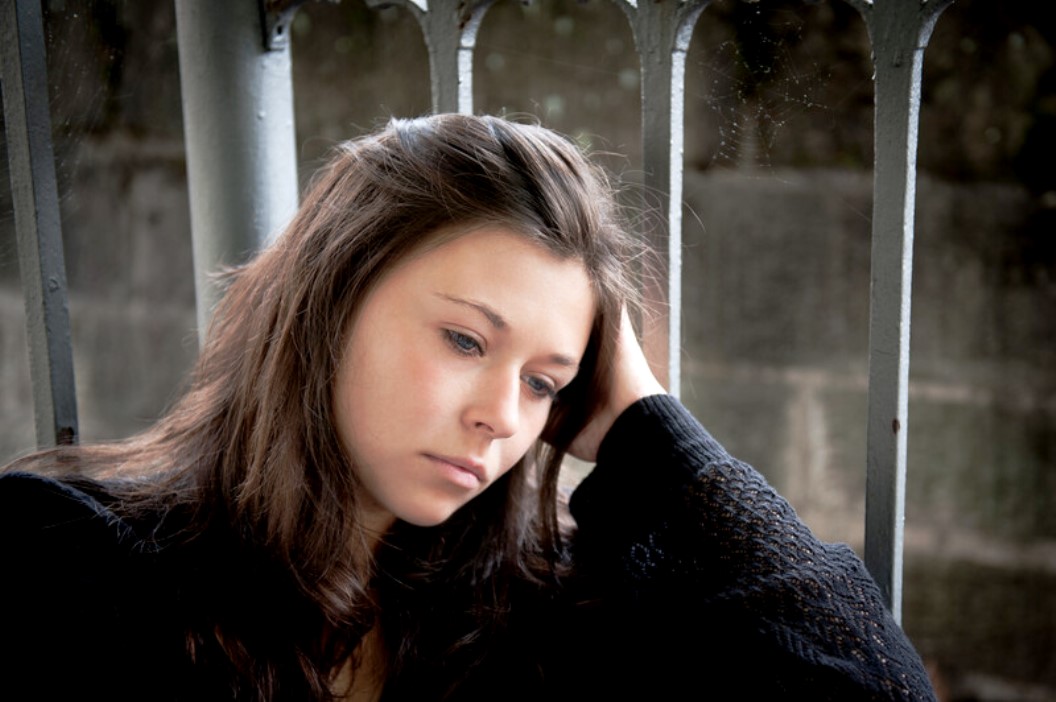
[426,454,486,483]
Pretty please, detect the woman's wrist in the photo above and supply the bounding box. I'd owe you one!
[567,311,667,462]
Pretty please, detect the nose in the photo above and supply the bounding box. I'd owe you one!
[464,371,519,439]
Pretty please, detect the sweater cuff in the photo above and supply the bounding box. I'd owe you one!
[569,394,731,527]
[596,394,729,467]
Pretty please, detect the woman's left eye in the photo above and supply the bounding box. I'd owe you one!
[523,375,557,400]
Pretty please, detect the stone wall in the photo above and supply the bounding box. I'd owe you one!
[1,0,1053,699]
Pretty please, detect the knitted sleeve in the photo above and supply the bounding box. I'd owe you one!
[567,395,937,701]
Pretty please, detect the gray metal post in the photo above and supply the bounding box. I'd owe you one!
[848,0,953,622]
[615,0,708,395]
[175,0,301,339]
[1,0,79,447]
[370,0,495,114]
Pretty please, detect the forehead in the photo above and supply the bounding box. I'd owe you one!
[377,226,596,345]
[396,225,588,286]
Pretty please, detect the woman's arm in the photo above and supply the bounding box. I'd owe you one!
[565,315,937,700]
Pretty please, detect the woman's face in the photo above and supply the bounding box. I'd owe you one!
[333,227,595,534]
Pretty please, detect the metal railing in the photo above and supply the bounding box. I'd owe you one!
[1,0,957,622]
[1,0,78,448]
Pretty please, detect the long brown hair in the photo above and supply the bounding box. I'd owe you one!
[6,113,641,699]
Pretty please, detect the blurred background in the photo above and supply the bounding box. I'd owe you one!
[1,0,1053,699]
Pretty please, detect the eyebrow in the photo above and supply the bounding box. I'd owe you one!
[436,293,507,330]
[434,293,580,369]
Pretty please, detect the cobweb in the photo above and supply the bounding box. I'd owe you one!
[686,0,873,174]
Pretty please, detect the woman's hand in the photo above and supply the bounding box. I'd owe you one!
[567,308,667,462]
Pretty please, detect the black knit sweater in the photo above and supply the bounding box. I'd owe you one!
[0,395,936,700]
[555,394,936,700]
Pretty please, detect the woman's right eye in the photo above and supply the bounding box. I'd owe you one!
[443,329,483,357]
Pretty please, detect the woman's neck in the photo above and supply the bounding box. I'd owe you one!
[358,500,397,553]
[335,516,394,701]
[331,626,387,702]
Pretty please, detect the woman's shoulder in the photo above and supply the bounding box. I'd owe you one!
[0,471,193,699]
[0,469,112,511]
[0,471,153,608]
[0,470,138,553]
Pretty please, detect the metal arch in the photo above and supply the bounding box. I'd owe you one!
[367,0,497,114]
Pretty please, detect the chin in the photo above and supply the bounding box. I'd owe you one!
[395,505,462,528]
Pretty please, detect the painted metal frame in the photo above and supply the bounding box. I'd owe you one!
[0,0,78,448]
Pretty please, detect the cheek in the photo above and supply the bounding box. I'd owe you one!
[336,335,420,443]
[403,348,459,416]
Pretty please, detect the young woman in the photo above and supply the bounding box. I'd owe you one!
[0,114,936,701]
